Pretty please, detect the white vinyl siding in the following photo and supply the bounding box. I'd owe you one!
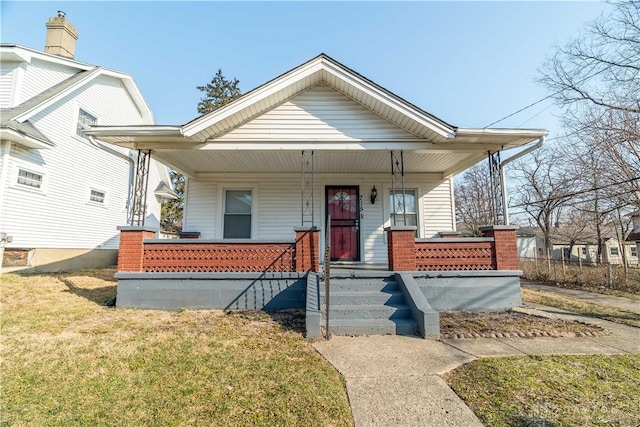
[0,63,19,107]
[183,174,455,264]
[18,58,77,104]
[216,84,422,142]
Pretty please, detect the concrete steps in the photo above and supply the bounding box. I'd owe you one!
[320,276,418,336]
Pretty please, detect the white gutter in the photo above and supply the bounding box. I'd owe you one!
[499,136,545,225]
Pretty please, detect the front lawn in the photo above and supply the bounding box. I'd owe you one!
[1,270,352,426]
[444,355,640,427]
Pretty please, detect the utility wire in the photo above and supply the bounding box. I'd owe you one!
[483,62,617,128]
[510,176,640,208]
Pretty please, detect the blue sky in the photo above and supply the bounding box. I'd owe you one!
[2,1,610,138]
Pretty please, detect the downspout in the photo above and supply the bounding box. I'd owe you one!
[498,136,545,225]
[88,136,135,224]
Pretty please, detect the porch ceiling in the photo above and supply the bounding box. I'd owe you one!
[151,149,482,178]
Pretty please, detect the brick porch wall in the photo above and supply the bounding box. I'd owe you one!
[116,226,320,273]
[386,226,519,271]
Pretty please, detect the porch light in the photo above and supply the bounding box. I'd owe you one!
[370,186,378,204]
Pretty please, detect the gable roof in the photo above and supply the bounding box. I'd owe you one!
[182,53,456,143]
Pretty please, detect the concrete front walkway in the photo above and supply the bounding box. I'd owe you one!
[522,281,640,314]
[313,304,640,427]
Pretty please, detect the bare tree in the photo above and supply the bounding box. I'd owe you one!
[539,1,640,114]
[454,163,494,236]
[510,147,575,253]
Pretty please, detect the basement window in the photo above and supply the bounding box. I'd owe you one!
[76,108,97,139]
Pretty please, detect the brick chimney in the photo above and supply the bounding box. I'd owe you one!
[45,11,78,58]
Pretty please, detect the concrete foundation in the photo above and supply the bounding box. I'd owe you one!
[413,270,522,312]
[115,272,307,311]
[2,248,118,273]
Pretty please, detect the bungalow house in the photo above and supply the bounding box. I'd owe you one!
[0,13,173,272]
[89,54,548,338]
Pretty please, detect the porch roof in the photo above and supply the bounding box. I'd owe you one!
[86,53,548,178]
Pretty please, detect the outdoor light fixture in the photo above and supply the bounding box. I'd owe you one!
[370,186,378,204]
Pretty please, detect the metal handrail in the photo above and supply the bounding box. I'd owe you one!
[324,215,331,339]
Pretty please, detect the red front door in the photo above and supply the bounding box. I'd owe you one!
[327,186,360,261]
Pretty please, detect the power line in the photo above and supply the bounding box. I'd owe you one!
[510,176,640,208]
[483,62,617,128]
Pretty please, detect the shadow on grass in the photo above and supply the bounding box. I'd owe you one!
[56,274,117,306]
[228,309,306,335]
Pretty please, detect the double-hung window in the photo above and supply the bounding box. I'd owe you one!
[609,246,619,257]
[223,189,252,238]
[389,189,418,236]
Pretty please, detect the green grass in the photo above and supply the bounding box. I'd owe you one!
[1,270,352,426]
[522,288,640,328]
[444,355,640,427]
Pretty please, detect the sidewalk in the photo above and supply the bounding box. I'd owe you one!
[522,281,640,314]
[313,305,639,426]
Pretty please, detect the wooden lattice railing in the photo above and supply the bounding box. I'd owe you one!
[415,239,495,271]
[142,242,296,273]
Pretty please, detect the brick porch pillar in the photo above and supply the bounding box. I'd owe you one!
[385,226,417,271]
[480,225,519,270]
[117,226,158,272]
[294,227,319,272]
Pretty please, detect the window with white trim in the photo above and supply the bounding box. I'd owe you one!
[631,246,638,258]
[389,189,418,236]
[16,168,43,189]
[581,247,587,255]
[609,246,619,256]
[223,189,252,238]
[76,108,97,139]
[89,189,106,204]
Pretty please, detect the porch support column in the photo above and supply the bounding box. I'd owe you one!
[390,151,406,226]
[301,151,315,227]
[130,149,152,226]
[385,226,416,271]
[116,226,157,272]
[488,151,505,225]
[294,227,319,272]
[480,225,519,270]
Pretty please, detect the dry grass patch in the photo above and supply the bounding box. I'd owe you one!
[522,288,640,328]
[1,270,352,426]
[440,310,607,339]
[444,355,640,427]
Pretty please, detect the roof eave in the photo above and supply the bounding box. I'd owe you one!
[0,127,55,149]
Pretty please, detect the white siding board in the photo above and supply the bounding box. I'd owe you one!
[184,180,217,238]
[216,86,421,142]
[19,58,77,103]
[0,63,19,108]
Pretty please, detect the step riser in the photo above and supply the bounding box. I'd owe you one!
[321,293,405,305]
[327,322,417,336]
[324,306,412,320]
[323,281,399,292]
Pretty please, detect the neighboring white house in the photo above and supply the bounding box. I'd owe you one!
[90,54,547,266]
[0,13,172,271]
